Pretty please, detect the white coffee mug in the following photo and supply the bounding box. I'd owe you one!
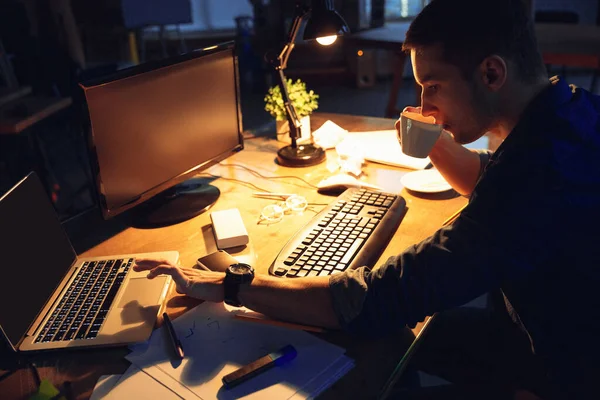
[398,111,443,158]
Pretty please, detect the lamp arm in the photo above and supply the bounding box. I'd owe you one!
[274,5,310,148]
[278,5,309,69]
[277,69,301,148]
[278,69,301,145]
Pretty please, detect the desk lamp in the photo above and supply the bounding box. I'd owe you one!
[271,0,350,167]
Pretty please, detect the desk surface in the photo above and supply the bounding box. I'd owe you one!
[346,22,411,51]
[0,96,72,134]
[0,113,473,399]
[535,23,600,56]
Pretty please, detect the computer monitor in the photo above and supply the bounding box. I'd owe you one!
[80,42,243,227]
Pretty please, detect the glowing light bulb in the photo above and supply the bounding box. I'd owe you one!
[316,35,337,46]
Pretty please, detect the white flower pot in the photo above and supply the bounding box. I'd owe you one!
[276,115,312,144]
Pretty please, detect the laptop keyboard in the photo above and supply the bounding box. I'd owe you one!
[35,258,133,343]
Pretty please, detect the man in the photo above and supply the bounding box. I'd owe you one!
[135,0,600,397]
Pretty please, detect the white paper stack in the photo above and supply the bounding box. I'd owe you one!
[338,130,491,171]
[340,130,432,170]
[93,302,354,399]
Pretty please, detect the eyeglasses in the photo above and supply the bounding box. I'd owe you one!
[257,194,308,224]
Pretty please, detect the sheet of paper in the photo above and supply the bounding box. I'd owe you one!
[342,130,431,170]
[90,374,121,400]
[340,130,491,171]
[96,364,182,400]
[127,302,348,400]
[289,355,355,400]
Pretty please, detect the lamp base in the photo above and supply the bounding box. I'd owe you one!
[277,143,326,167]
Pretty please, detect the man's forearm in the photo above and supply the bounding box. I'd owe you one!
[238,275,341,329]
[429,132,482,196]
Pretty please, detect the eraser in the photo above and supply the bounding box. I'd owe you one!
[210,208,249,249]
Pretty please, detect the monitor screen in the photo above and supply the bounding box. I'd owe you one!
[80,42,243,226]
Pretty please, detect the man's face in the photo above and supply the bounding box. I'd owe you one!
[410,44,496,144]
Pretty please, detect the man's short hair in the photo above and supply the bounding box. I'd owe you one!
[403,0,546,83]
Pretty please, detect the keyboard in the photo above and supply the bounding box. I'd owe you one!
[269,188,406,278]
[35,258,132,343]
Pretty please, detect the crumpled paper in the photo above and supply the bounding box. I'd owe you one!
[312,120,348,149]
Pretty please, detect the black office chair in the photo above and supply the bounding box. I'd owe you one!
[535,9,600,93]
[535,10,579,80]
[535,10,579,24]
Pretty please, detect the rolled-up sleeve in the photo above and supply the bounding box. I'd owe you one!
[328,224,500,337]
[328,150,559,337]
[475,149,493,180]
[329,267,370,326]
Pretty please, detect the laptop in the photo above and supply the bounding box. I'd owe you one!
[0,172,177,352]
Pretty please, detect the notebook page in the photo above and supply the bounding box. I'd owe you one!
[341,130,431,170]
[127,302,347,400]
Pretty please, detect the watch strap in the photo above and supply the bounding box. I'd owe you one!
[224,275,242,307]
[224,264,254,307]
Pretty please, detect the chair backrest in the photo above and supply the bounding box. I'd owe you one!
[0,39,19,89]
[535,10,579,24]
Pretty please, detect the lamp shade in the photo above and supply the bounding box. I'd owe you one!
[303,4,350,41]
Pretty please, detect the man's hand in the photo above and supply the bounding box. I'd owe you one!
[134,258,225,302]
[135,259,340,329]
[396,105,453,151]
[396,106,428,144]
[394,106,421,140]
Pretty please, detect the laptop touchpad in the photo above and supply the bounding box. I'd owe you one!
[118,277,167,308]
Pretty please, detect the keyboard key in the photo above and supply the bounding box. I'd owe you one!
[283,257,296,266]
[36,258,129,343]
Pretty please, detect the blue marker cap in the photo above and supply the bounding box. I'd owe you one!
[270,344,297,366]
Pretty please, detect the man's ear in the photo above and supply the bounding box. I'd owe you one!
[479,55,507,91]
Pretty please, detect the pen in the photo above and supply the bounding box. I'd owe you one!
[442,203,467,226]
[163,312,184,360]
[222,344,297,389]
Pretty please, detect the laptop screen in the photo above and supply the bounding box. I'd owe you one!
[0,173,77,346]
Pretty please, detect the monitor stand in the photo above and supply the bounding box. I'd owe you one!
[126,177,220,228]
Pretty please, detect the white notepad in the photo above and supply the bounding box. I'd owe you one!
[91,365,182,400]
[341,130,432,170]
[125,302,352,400]
[340,130,491,170]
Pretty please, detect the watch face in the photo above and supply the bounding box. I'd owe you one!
[229,263,252,275]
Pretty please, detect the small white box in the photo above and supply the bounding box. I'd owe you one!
[210,208,249,249]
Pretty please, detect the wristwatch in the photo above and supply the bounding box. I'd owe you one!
[223,263,255,307]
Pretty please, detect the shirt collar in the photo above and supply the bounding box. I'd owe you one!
[526,76,574,114]
[492,76,574,158]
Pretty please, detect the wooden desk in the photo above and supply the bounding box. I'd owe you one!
[0,95,74,200]
[346,23,412,118]
[535,23,600,58]
[535,23,600,91]
[0,113,470,399]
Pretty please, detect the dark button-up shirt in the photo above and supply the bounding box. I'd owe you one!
[330,78,600,396]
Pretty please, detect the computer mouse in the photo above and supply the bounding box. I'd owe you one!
[316,174,382,194]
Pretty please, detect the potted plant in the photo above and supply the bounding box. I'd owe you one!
[264,78,319,143]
